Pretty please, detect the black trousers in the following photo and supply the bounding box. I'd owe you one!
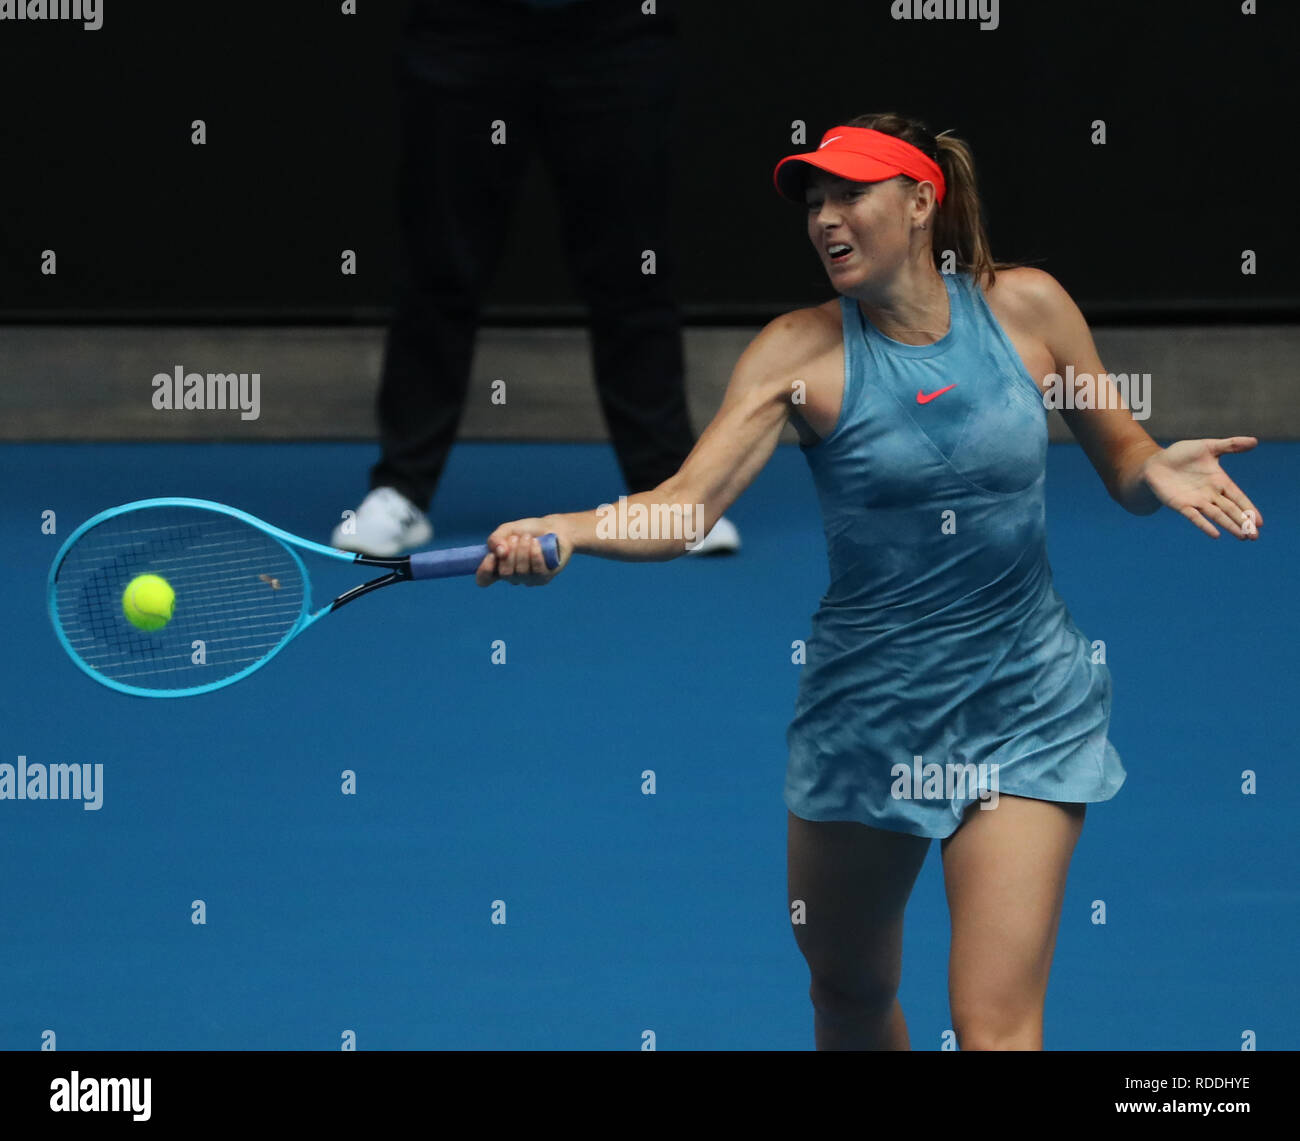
[371,0,695,511]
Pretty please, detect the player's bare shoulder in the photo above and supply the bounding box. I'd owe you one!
[982,266,1070,331]
[750,302,842,366]
[738,301,847,444]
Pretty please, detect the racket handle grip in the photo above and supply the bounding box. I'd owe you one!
[409,532,560,580]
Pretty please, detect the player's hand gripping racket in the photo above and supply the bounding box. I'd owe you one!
[47,497,559,697]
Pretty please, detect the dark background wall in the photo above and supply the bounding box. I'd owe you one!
[0,0,1292,324]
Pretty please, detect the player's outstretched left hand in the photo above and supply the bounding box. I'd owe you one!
[1141,437,1263,540]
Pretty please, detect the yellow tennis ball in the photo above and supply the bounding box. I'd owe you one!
[122,573,175,632]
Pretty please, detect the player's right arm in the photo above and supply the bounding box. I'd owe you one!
[477,307,832,583]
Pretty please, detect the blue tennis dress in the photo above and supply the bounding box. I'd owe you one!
[784,271,1125,839]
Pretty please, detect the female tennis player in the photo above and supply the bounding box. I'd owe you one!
[474,112,1263,1050]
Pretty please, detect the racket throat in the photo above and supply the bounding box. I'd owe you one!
[330,559,413,612]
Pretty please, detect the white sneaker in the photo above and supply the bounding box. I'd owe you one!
[685,515,741,556]
[330,487,433,557]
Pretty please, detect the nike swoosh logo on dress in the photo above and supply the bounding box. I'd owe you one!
[916,384,957,404]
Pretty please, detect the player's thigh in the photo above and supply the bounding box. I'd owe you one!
[941,795,1085,1022]
[787,810,930,994]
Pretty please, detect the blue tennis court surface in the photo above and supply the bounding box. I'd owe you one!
[1,441,1295,1049]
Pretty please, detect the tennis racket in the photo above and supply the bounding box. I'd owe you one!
[47,497,559,698]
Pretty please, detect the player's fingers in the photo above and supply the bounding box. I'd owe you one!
[515,536,535,582]
[1179,503,1220,539]
[525,536,552,585]
[484,523,557,582]
[475,551,498,587]
[1213,490,1261,539]
[507,533,529,582]
[1208,435,1259,456]
[491,534,512,573]
[488,522,531,563]
[1216,478,1263,532]
[490,534,511,576]
[527,536,548,578]
[1204,499,1249,540]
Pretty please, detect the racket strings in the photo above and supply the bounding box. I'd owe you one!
[53,507,306,691]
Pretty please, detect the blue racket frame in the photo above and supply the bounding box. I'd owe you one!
[47,497,558,699]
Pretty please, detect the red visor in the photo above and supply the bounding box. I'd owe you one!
[773,126,946,206]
